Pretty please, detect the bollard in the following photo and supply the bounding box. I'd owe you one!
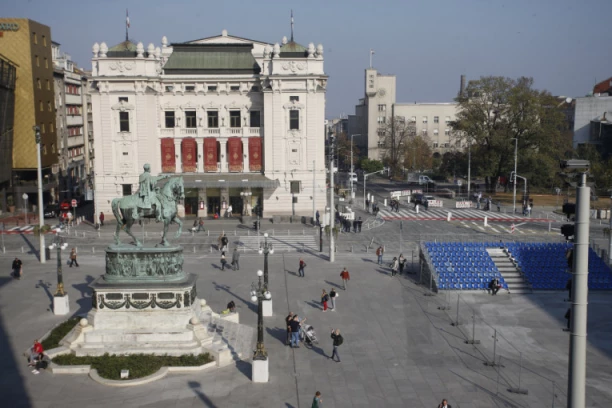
[416,204,419,214]
[234,230,236,236]
[21,246,24,253]
[210,246,213,253]
[465,314,480,344]
[2,246,5,254]
[83,232,86,238]
[548,222,552,232]
[92,247,95,253]
[451,293,461,326]
[193,246,196,253]
[207,230,210,237]
[447,212,451,222]
[484,216,488,227]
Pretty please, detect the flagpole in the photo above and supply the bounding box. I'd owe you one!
[291,10,294,42]
[126,9,129,42]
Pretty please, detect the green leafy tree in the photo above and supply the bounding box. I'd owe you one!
[403,135,433,172]
[359,157,384,173]
[335,132,360,170]
[380,117,416,177]
[452,76,569,192]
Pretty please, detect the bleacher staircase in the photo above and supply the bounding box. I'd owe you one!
[486,248,531,294]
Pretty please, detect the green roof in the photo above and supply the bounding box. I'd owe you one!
[163,44,260,74]
[107,41,140,58]
[279,41,308,58]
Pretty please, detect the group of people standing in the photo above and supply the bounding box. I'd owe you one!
[389,199,401,212]
[376,246,409,276]
[337,216,363,233]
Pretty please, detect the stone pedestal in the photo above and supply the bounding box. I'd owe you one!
[252,358,269,383]
[262,299,273,317]
[53,294,70,315]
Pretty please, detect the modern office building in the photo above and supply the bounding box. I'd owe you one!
[349,68,460,161]
[0,54,16,212]
[0,18,58,210]
[91,29,327,218]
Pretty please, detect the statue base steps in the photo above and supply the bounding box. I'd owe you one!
[60,274,254,367]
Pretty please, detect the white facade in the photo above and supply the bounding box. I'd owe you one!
[350,68,460,160]
[91,30,327,218]
[573,95,612,148]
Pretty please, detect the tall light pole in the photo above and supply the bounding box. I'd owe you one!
[258,233,274,316]
[512,137,518,214]
[329,136,335,263]
[312,159,316,221]
[565,164,590,408]
[467,137,471,199]
[49,236,69,315]
[250,269,271,383]
[33,126,46,263]
[350,134,360,198]
[22,193,28,224]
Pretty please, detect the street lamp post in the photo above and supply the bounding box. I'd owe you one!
[258,233,274,316]
[512,137,518,214]
[49,236,70,315]
[467,137,472,199]
[250,269,271,383]
[22,193,28,225]
[33,126,46,263]
[329,137,335,263]
[350,134,360,198]
[363,170,384,211]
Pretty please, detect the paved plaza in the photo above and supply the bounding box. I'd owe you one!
[1,210,611,408]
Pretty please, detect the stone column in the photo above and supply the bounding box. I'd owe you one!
[174,140,182,173]
[242,137,250,172]
[219,139,228,173]
[196,139,204,173]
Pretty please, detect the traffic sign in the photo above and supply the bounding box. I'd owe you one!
[71,199,77,208]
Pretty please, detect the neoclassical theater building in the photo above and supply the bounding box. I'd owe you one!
[90,29,327,219]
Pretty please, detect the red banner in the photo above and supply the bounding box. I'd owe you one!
[160,138,175,173]
[227,137,243,172]
[204,138,217,172]
[181,138,197,172]
[249,137,262,172]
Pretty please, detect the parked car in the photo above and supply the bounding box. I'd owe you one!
[43,204,59,219]
[410,194,435,206]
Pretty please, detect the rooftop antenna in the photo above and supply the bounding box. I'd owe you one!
[291,10,294,42]
[369,49,375,69]
[125,9,130,42]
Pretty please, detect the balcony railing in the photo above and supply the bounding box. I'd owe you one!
[158,127,261,138]
[181,128,197,135]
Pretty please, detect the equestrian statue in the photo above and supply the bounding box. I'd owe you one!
[111,164,184,247]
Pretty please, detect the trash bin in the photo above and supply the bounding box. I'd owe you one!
[45,247,51,260]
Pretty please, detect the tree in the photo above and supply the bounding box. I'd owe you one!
[403,135,433,172]
[359,157,384,173]
[379,117,416,177]
[334,132,360,170]
[452,76,568,192]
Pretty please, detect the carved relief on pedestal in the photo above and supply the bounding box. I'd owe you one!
[109,61,134,73]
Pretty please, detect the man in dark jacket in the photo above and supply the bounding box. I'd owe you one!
[329,329,343,362]
[231,248,240,271]
[12,257,23,279]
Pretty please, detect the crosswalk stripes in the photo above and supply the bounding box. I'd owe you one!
[377,207,546,222]
[235,235,317,252]
[456,220,544,235]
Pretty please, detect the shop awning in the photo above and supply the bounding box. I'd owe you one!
[178,174,280,189]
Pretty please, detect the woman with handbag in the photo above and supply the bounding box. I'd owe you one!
[321,289,329,312]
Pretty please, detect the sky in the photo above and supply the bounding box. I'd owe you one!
[4,0,611,118]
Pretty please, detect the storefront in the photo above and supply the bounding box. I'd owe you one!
[179,175,278,218]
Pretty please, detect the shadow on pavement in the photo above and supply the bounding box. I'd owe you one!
[265,327,287,345]
[35,279,54,311]
[212,282,256,313]
[19,234,39,260]
[187,381,217,408]
[0,276,33,408]
[324,280,343,290]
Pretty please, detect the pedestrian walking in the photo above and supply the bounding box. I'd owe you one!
[231,247,240,271]
[376,246,384,265]
[312,391,323,408]
[390,256,398,276]
[315,210,320,226]
[398,254,406,275]
[221,233,229,252]
[69,248,79,267]
[352,219,357,233]
[285,312,294,345]
[329,329,343,362]
[217,233,223,251]
[12,257,22,279]
[340,268,350,290]
[197,218,205,232]
[321,289,329,312]
[220,252,227,271]
[298,258,306,277]
[329,288,337,311]
[289,315,301,348]
[357,216,362,232]
[227,204,233,218]
[99,212,105,227]
[437,399,452,408]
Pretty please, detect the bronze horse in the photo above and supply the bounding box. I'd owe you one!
[111,177,184,247]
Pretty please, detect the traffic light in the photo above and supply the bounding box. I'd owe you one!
[253,220,260,230]
[562,203,576,221]
[561,224,575,241]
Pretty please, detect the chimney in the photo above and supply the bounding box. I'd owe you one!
[459,75,466,98]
